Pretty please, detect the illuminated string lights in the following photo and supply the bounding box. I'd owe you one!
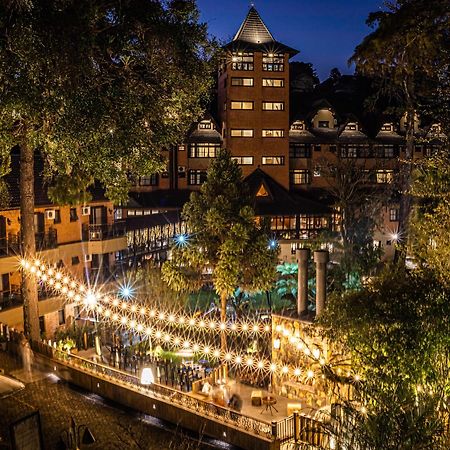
[20,258,270,335]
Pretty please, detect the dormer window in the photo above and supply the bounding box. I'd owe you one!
[381,124,393,132]
[318,121,330,128]
[346,123,357,131]
[198,121,212,130]
[430,124,441,134]
[291,122,304,131]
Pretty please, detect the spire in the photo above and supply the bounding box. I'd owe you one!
[233,6,274,44]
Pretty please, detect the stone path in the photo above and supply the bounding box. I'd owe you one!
[0,350,232,450]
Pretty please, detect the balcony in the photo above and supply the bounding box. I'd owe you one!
[82,222,125,242]
[0,230,57,257]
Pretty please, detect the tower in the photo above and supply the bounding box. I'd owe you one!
[218,7,298,188]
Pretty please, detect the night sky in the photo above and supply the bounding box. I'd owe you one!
[196,0,384,81]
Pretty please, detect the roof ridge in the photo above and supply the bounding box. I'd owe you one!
[233,6,274,44]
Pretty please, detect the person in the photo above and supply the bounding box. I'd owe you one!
[228,394,243,412]
[201,379,212,395]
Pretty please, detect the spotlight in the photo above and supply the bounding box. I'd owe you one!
[119,283,134,300]
[268,239,278,250]
[174,233,189,247]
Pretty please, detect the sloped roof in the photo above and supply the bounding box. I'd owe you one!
[223,7,298,55]
[127,189,192,209]
[245,169,331,216]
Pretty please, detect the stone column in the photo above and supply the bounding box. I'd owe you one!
[296,248,310,316]
[314,250,329,317]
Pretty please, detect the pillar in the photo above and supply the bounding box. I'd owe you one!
[314,250,329,317]
[296,248,310,316]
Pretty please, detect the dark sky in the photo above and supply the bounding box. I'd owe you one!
[196,0,385,81]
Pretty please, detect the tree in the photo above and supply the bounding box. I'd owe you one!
[350,0,449,259]
[318,157,388,287]
[162,149,277,349]
[0,0,214,340]
[319,266,450,449]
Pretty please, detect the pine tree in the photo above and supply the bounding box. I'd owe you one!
[162,149,277,349]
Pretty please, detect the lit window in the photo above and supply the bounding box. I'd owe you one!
[178,144,185,151]
[188,170,207,185]
[263,78,284,87]
[262,156,285,165]
[290,170,311,185]
[230,129,253,137]
[380,124,393,132]
[345,123,357,131]
[231,52,254,71]
[198,121,212,129]
[231,101,254,110]
[188,143,220,158]
[262,102,284,111]
[232,156,254,165]
[389,208,399,221]
[262,53,284,71]
[291,122,304,130]
[318,121,330,128]
[376,170,394,184]
[231,77,254,86]
[340,145,359,158]
[262,129,284,138]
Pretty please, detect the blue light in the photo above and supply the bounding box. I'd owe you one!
[174,233,189,247]
[269,239,278,250]
[119,284,134,299]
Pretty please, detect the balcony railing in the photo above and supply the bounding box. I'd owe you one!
[82,222,125,242]
[0,230,57,257]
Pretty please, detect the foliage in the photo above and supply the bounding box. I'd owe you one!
[350,0,450,250]
[319,266,450,448]
[0,0,215,204]
[318,157,385,287]
[275,262,298,301]
[410,151,450,287]
[162,149,278,317]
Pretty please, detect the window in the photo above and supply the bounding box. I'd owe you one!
[389,208,399,221]
[71,256,80,265]
[231,101,254,110]
[376,170,394,184]
[231,77,254,86]
[290,170,311,185]
[290,144,311,158]
[340,145,359,158]
[127,210,135,216]
[188,170,207,185]
[314,144,321,152]
[198,121,212,129]
[139,174,158,186]
[232,156,254,165]
[114,208,123,220]
[346,123,357,131]
[318,121,330,128]
[188,143,220,158]
[374,145,395,158]
[58,309,65,325]
[262,53,284,71]
[313,167,321,177]
[70,208,78,222]
[230,129,253,137]
[231,52,254,71]
[54,209,61,224]
[39,316,45,334]
[262,156,285,165]
[262,102,284,111]
[262,129,284,138]
[263,78,284,87]
[291,123,304,131]
[178,144,185,151]
[380,124,393,132]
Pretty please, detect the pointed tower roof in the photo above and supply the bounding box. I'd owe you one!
[233,7,274,44]
[224,7,298,56]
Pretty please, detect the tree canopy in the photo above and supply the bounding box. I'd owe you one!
[0,0,215,202]
[162,149,277,326]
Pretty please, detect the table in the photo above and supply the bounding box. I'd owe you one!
[260,395,278,415]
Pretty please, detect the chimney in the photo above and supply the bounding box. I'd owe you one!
[296,248,310,316]
[314,250,329,317]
